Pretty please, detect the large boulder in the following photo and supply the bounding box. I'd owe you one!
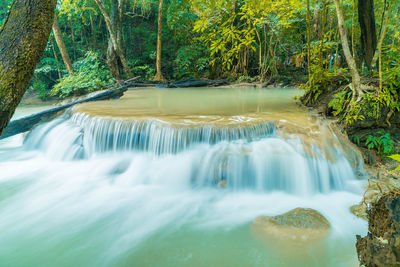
[252,208,331,243]
[356,189,400,266]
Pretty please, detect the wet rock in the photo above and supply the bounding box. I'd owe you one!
[217,180,227,189]
[350,204,368,221]
[356,189,400,266]
[352,176,400,221]
[252,208,331,243]
[363,149,377,166]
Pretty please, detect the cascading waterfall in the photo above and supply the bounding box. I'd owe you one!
[22,111,360,195]
[0,88,368,267]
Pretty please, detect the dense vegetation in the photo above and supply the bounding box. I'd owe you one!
[0,0,324,98]
[0,0,397,94]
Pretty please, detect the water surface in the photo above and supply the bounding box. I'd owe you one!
[0,88,367,266]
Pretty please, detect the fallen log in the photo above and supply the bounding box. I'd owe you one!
[126,79,229,88]
[168,79,228,88]
[0,86,128,140]
[0,79,229,139]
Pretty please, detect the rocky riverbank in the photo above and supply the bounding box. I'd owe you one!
[356,189,400,266]
[301,87,400,265]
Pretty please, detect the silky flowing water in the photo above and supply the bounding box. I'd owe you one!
[0,88,367,266]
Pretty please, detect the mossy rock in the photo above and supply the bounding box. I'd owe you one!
[252,208,331,243]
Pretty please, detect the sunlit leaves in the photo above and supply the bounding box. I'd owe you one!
[59,0,97,23]
[189,0,304,73]
[388,154,400,173]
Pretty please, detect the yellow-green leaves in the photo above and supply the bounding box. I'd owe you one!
[59,0,97,23]
[388,154,400,173]
[189,0,304,74]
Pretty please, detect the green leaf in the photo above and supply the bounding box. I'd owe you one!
[388,154,400,162]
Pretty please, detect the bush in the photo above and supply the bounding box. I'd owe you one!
[131,63,155,80]
[366,130,395,157]
[51,51,112,99]
[32,80,49,101]
[174,44,210,80]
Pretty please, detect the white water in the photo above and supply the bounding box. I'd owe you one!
[0,89,368,266]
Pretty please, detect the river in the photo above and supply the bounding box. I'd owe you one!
[0,88,367,266]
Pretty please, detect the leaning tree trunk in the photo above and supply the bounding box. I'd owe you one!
[334,0,362,98]
[0,0,57,136]
[94,0,132,79]
[358,0,377,71]
[154,0,166,81]
[52,16,73,73]
[106,0,124,80]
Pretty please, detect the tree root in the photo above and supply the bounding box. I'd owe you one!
[386,109,394,127]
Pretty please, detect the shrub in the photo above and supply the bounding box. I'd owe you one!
[51,51,112,99]
[132,64,155,80]
[366,130,395,157]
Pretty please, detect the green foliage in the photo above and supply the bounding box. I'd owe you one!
[131,64,155,80]
[353,135,360,146]
[326,4,400,126]
[0,0,397,109]
[237,75,259,83]
[190,0,303,77]
[388,154,400,173]
[329,91,350,115]
[51,52,112,98]
[366,131,395,157]
[0,0,11,28]
[32,80,49,101]
[328,90,366,125]
[329,87,399,126]
[301,32,348,100]
[174,44,210,79]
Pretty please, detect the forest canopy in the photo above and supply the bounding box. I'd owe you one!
[0,0,399,111]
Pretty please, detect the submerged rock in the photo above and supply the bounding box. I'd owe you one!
[356,189,400,267]
[252,208,331,243]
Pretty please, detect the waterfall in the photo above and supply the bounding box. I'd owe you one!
[22,110,362,195]
[0,88,368,266]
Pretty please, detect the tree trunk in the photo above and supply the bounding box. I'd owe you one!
[306,0,312,82]
[90,14,97,50]
[50,37,62,79]
[52,16,73,73]
[106,0,124,79]
[313,5,321,39]
[358,0,377,70]
[376,3,392,91]
[334,0,362,98]
[94,0,132,79]
[70,19,77,61]
[154,0,165,81]
[0,0,56,136]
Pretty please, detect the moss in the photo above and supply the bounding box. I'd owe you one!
[0,0,56,135]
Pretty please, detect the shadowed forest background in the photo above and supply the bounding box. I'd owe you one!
[0,0,398,103]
